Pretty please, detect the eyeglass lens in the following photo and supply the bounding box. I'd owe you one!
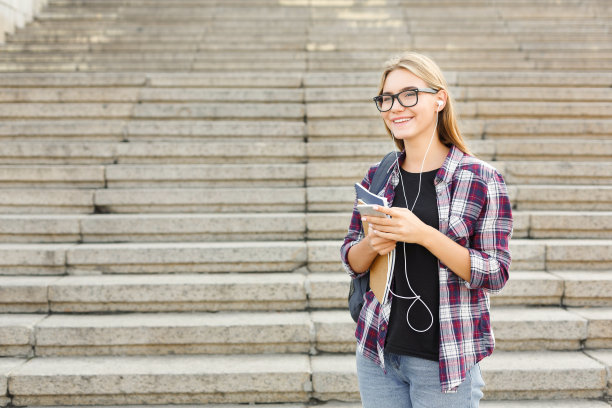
[376,90,417,111]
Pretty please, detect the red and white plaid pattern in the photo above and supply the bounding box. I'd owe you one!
[341,144,513,393]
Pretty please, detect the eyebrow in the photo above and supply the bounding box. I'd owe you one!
[380,86,418,95]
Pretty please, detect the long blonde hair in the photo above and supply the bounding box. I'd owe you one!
[377,52,473,156]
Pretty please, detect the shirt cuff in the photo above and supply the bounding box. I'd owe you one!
[342,240,362,278]
[465,248,504,293]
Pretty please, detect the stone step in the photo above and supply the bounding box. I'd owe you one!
[0,119,306,142]
[0,210,609,244]
[2,350,610,404]
[0,241,308,275]
[304,86,612,103]
[315,269,612,308]
[0,306,609,358]
[8,21,295,32]
[307,102,612,119]
[0,59,546,73]
[306,161,611,186]
[0,103,305,120]
[0,52,312,63]
[106,164,306,188]
[493,139,612,161]
[34,8,309,21]
[0,273,308,314]
[7,354,312,406]
[308,239,612,273]
[41,0,599,7]
[6,401,612,408]
[521,41,612,52]
[303,72,612,88]
[91,187,306,214]
[572,308,612,349]
[0,139,609,166]
[304,210,612,241]
[307,118,612,140]
[1,161,608,189]
[27,311,314,357]
[3,60,610,73]
[0,186,288,215]
[0,72,303,88]
[0,213,307,243]
[0,141,305,164]
[0,71,608,89]
[0,357,24,406]
[5,85,612,105]
[14,22,310,35]
[2,183,612,214]
[311,350,608,401]
[0,165,105,188]
[0,87,305,103]
[308,184,612,212]
[2,268,609,314]
[307,140,612,162]
[481,401,612,408]
[311,306,612,354]
[6,238,607,279]
[553,271,612,306]
[0,59,550,73]
[3,118,610,145]
[6,34,313,44]
[9,31,610,47]
[0,189,94,214]
[0,43,309,55]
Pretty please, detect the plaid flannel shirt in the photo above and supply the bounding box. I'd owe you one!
[341,144,513,393]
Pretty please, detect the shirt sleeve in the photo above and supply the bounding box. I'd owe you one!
[465,169,513,293]
[340,164,378,278]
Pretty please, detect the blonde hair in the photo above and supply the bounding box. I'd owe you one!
[377,52,473,156]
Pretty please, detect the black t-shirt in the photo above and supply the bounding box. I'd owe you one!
[385,167,440,362]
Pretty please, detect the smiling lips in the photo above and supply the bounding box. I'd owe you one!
[392,117,413,124]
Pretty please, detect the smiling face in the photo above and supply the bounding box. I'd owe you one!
[380,68,442,146]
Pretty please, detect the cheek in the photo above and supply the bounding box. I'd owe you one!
[381,113,392,127]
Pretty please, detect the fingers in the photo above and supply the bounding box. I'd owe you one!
[363,215,392,227]
[372,205,393,216]
[369,234,396,255]
[372,229,400,242]
[369,223,394,233]
[375,242,396,256]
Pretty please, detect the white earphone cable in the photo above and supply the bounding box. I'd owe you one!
[388,106,440,333]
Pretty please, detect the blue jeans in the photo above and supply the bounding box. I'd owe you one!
[356,350,485,408]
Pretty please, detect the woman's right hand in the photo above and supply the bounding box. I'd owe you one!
[366,226,396,256]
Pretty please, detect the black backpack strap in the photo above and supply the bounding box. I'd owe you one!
[369,151,399,195]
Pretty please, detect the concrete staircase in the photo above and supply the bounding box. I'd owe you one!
[0,0,611,407]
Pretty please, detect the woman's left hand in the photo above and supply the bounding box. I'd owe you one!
[364,205,430,246]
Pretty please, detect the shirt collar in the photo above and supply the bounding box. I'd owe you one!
[393,144,464,186]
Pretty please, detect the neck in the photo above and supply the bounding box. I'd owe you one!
[401,133,450,173]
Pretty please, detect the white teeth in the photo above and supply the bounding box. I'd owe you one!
[394,118,412,123]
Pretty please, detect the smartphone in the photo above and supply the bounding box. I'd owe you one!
[356,204,387,218]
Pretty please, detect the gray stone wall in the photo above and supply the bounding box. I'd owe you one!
[0,0,48,43]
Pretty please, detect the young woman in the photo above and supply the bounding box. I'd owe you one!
[340,52,513,407]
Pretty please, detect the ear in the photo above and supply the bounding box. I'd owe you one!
[436,89,448,112]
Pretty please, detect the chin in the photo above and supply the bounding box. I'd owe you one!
[391,131,416,141]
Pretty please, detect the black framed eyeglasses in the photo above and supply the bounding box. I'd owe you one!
[373,88,439,112]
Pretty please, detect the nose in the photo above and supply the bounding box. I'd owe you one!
[389,97,405,112]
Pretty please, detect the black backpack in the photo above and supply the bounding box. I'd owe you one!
[348,151,398,322]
